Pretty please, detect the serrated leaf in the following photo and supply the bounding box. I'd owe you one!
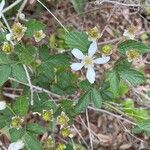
[14,44,36,64]
[9,128,24,142]
[0,65,11,85]
[0,52,9,64]
[75,88,103,113]
[78,80,91,91]
[0,31,6,43]
[0,115,10,128]
[132,119,150,136]
[75,91,91,113]
[120,69,145,85]
[32,93,57,112]
[118,40,150,54]
[65,31,90,52]
[47,53,71,68]
[37,63,54,80]
[107,71,120,95]
[69,0,84,14]
[51,71,77,95]
[91,88,102,108]
[60,100,75,117]
[25,19,45,37]
[11,64,28,83]
[24,133,42,150]
[13,96,29,116]
[26,123,46,134]
[39,44,50,61]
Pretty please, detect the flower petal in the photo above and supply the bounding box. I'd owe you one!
[94,56,110,64]
[6,33,13,41]
[72,48,85,60]
[0,0,5,18]
[86,67,95,84]
[71,63,84,71]
[0,101,6,110]
[88,41,97,57]
[8,140,24,150]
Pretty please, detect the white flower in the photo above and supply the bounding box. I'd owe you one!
[0,101,6,110]
[33,30,46,42]
[8,140,24,150]
[123,30,135,40]
[123,27,136,40]
[71,41,110,84]
[0,0,5,18]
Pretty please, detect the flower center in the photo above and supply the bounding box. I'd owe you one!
[83,56,94,67]
[126,49,140,62]
[102,45,112,55]
[88,27,99,38]
[35,31,42,38]
[128,27,136,35]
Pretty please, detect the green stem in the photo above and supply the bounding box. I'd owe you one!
[6,105,16,116]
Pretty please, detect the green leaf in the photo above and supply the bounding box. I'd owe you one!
[78,80,91,91]
[51,71,77,95]
[60,100,75,117]
[132,119,150,136]
[75,88,103,113]
[0,65,11,85]
[122,99,149,122]
[75,91,91,113]
[91,88,102,108]
[13,96,29,116]
[25,19,45,37]
[107,71,120,95]
[36,63,54,80]
[0,31,6,43]
[11,64,28,83]
[115,59,145,86]
[0,115,10,128]
[14,44,36,64]
[47,53,71,68]
[120,69,145,85]
[24,133,42,150]
[65,31,90,52]
[39,44,50,61]
[118,40,150,54]
[32,93,57,112]
[26,123,46,134]
[0,52,9,64]
[69,0,84,14]
[9,128,24,142]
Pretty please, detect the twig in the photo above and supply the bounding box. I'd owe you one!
[88,106,136,126]
[95,0,149,7]
[72,125,90,150]
[3,92,19,99]
[23,65,34,105]
[36,0,69,33]
[100,3,117,38]
[86,109,93,150]
[2,0,23,13]
[1,14,11,32]
[119,120,145,143]
[16,0,28,20]
[9,77,61,98]
[78,116,103,141]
